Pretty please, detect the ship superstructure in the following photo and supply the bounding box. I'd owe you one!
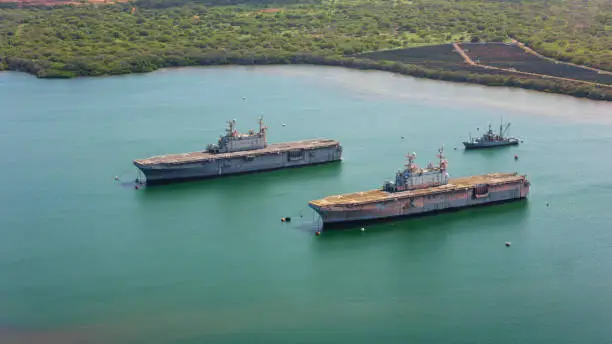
[383,147,449,192]
[309,146,530,228]
[207,117,267,154]
[133,116,342,185]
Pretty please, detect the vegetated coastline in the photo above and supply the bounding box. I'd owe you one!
[1,0,611,101]
[6,50,611,102]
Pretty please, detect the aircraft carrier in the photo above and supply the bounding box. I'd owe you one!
[134,117,343,185]
[309,146,530,229]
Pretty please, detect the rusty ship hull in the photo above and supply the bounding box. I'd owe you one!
[134,139,342,185]
[309,173,530,229]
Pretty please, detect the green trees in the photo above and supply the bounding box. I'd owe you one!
[0,0,610,99]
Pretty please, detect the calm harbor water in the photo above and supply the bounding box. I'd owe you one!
[1,66,612,344]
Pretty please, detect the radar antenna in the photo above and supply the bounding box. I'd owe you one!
[226,119,237,137]
[437,145,448,171]
[258,115,267,133]
[404,152,418,171]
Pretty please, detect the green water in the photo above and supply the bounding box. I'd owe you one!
[1,66,612,344]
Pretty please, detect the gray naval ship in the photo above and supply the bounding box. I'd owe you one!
[133,117,343,185]
[309,146,530,229]
[463,120,519,149]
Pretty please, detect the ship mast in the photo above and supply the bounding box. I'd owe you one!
[227,119,237,137]
[258,115,268,147]
[404,152,418,172]
[437,145,447,172]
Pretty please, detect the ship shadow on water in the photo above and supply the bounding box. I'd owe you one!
[131,161,343,201]
[291,212,325,233]
[312,199,530,240]
[461,145,517,157]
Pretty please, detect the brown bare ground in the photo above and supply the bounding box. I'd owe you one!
[258,8,281,13]
[0,0,128,6]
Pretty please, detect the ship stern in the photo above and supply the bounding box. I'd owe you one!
[308,201,324,219]
[309,201,341,227]
[308,200,381,230]
[132,160,177,185]
[521,176,531,198]
[133,160,151,183]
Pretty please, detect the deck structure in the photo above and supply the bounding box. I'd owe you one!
[135,139,339,166]
[310,173,524,207]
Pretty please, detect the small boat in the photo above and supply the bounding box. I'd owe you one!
[463,120,519,149]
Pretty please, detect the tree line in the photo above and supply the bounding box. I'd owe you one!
[0,0,610,100]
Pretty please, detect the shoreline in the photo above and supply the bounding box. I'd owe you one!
[2,55,611,102]
[250,65,612,125]
[6,63,609,126]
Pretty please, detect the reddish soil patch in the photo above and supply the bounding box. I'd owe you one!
[258,8,281,13]
[0,0,128,6]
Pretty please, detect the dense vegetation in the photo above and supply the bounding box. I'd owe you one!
[0,0,611,99]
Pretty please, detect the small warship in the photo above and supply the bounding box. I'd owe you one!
[463,120,519,149]
[309,146,530,228]
[133,117,342,185]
